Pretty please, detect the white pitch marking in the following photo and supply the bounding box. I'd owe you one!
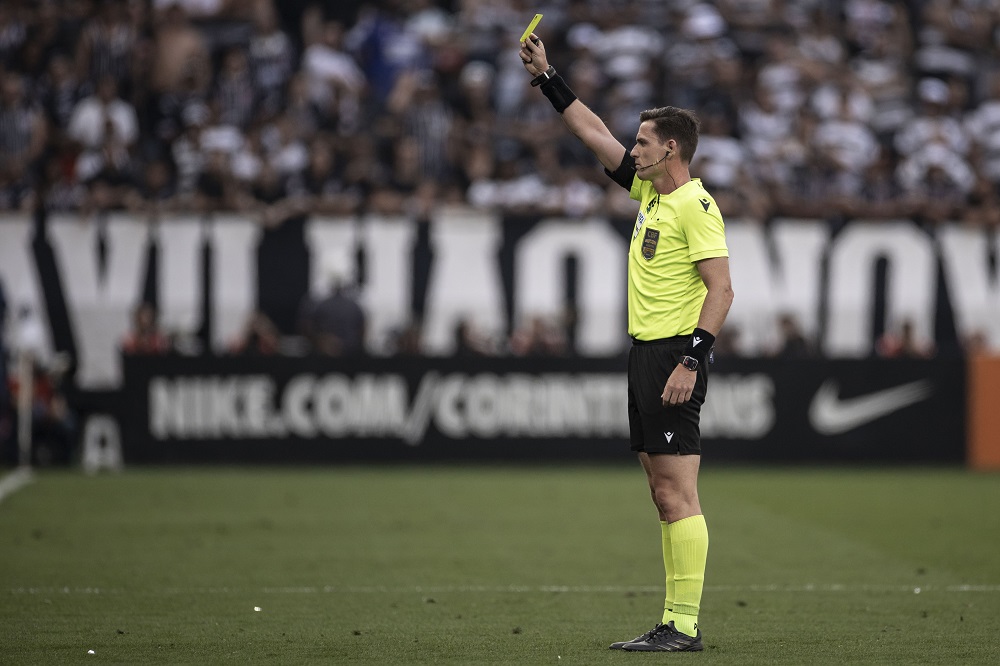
[0,467,34,505]
[9,583,1000,595]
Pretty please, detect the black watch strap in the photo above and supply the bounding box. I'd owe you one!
[680,355,699,371]
[530,65,556,87]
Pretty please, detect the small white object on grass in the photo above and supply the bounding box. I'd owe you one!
[87,650,95,655]
[254,606,262,611]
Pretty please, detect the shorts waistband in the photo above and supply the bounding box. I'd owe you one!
[630,334,688,346]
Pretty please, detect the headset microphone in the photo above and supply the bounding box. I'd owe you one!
[637,151,670,171]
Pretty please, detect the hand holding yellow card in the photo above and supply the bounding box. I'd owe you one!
[520,14,543,44]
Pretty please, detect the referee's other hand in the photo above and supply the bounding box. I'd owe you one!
[662,365,697,406]
[519,33,548,77]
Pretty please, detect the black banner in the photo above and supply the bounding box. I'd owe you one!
[117,355,965,464]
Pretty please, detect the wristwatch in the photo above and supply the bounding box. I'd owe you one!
[530,65,557,87]
[679,355,699,371]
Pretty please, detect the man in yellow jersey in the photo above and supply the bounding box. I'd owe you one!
[519,35,734,652]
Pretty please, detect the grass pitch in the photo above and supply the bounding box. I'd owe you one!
[1,465,998,665]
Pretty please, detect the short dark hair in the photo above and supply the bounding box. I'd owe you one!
[638,106,701,163]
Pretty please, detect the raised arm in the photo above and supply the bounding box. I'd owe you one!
[519,35,627,172]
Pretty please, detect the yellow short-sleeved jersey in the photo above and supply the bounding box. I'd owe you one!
[627,177,729,340]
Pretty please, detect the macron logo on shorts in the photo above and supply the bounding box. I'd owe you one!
[664,432,674,443]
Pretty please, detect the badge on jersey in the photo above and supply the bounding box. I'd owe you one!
[641,228,659,260]
[632,211,645,239]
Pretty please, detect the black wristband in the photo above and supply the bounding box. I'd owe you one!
[539,73,577,113]
[683,328,716,365]
[530,65,556,87]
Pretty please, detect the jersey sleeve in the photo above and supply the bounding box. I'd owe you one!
[683,198,729,262]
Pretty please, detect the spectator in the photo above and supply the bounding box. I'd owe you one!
[212,47,256,130]
[282,72,323,138]
[774,313,814,359]
[0,72,46,184]
[894,77,970,159]
[125,157,176,212]
[876,319,936,359]
[0,3,28,69]
[248,0,295,120]
[509,315,568,357]
[228,310,281,355]
[287,136,361,215]
[121,302,171,354]
[170,102,208,202]
[690,107,763,218]
[150,3,210,98]
[852,144,909,220]
[453,318,494,357]
[194,148,238,211]
[345,1,429,105]
[965,70,1000,184]
[14,358,77,466]
[41,154,87,212]
[75,0,139,93]
[298,274,366,357]
[301,20,365,135]
[811,89,881,204]
[664,4,737,109]
[68,75,139,187]
[36,53,85,146]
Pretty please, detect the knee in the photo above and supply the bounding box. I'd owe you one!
[652,486,673,516]
[653,486,700,522]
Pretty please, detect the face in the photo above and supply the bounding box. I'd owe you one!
[630,121,672,177]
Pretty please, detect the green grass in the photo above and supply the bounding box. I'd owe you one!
[1,465,998,665]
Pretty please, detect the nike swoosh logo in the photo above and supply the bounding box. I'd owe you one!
[808,379,933,435]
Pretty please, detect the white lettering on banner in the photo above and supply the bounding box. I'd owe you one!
[305,216,359,294]
[360,216,417,353]
[825,221,936,357]
[726,219,829,353]
[514,219,627,355]
[154,214,204,338]
[47,213,150,387]
[283,375,318,437]
[421,208,506,354]
[0,215,53,359]
[150,375,284,439]
[701,374,776,439]
[938,227,1000,345]
[24,215,1000,391]
[147,372,628,442]
[210,215,261,351]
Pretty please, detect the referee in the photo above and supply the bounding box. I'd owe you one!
[520,36,734,652]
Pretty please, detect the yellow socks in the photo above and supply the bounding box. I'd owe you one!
[659,521,675,625]
[668,514,709,637]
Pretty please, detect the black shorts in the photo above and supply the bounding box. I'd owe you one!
[627,336,709,455]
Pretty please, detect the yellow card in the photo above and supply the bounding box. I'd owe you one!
[520,14,543,44]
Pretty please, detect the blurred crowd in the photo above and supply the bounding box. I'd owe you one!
[0,0,999,226]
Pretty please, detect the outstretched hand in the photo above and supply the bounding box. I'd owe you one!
[519,34,549,77]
